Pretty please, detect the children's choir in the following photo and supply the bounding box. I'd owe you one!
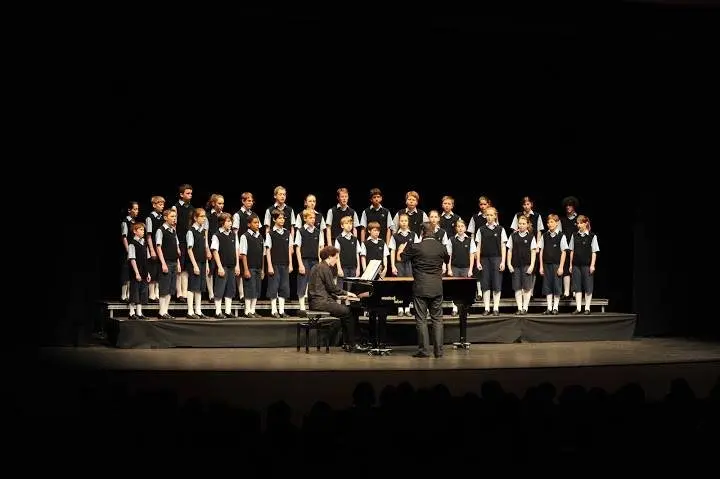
[121,186,599,319]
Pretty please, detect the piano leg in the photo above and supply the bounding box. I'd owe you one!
[368,312,392,356]
[453,303,471,350]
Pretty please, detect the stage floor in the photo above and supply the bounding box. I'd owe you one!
[39,337,720,371]
[32,338,720,421]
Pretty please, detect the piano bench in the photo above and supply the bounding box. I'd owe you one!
[296,311,335,354]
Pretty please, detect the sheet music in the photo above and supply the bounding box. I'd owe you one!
[344,259,383,282]
[360,259,382,281]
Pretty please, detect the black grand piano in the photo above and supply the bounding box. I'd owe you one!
[344,276,477,354]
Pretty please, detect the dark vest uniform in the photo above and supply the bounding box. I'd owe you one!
[363,206,391,240]
[329,206,356,243]
[510,232,532,267]
[216,231,237,267]
[243,231,264,269]
[450,235,472,268]
[299,226,321,259]
[147,212,163,242]
[174,201,193,245]
[470,213,487,235]
[336,234,359,268]
[402,209,426,237]
[478,225,504,257]
[571,232,596,266]
[542,231,563,264]
[560,214,579,240]
[189,227,207,264]
[160,227,179,262]
[431,227,446,243]
[235,209,254,236]
[440,213,460,237]
[269,228,291,265]
[128,237,148,277]
[392,231,417,263]
[363,239,386,262]
[122,217,135,240]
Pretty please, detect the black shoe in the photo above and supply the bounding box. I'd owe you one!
[196,313,209,319]
[128,314,137,320]
[177,297,187,303]
[135,314,147,320]
[251,313,262,318]
[584,310,591,315]
[543,310,551,315]
[434,353,443,359]
[158,313,172,320]
[215,313,227,319]
[280,313,290,318]
[186,313,199,319]
[552,309,559,315]
[571,310,582,315]
[483,310,491,316]
[225,312,237,318]
[412,352,431,358]
[271,312,280,318]
[297,310,307,317]
[515,310,523,315]
[492,311,500,316]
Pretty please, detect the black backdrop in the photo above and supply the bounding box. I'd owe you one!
[49,4,719,345]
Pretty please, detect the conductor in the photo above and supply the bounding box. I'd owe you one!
[397,222,450,358]
[307,245,361,350]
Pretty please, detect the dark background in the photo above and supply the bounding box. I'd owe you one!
[52,3,719,346]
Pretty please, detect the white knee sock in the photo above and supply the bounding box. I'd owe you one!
[251,298,257,314]
[279,297,285,315]
[181,272,189,298]
[187,293,194,315]
[553,295,560,311]
[215,299,222,315]
[515,290,523,310]
[206,276,214,300]
[121,283,129,300]
[159,295,168,315]
[194,292,202,315]
[136,304,143,316]
[224,297,232,315]
[584,293,592,311]
[493,291,501,311]
[523,291,531,311]
[129,304,136,316]
[575,292,583,311]
[271,298,278,314]
[237,280,244,299]
[563,276,571,296]
[245,299,252,315]
[299,296,306,311]
[483,290,491,311]
[546,294,553,310]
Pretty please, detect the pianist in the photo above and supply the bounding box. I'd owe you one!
[397,222,450,358]
[308,245,361,350]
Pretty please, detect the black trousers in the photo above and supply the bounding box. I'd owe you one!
[309,299,359,345]
[413,295,444,356]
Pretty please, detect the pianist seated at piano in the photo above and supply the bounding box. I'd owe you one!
[308,245,363,351]
[397,222,451,358]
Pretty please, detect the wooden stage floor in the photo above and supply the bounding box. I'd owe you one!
[29,338,719,419]
[39,337,720,371]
